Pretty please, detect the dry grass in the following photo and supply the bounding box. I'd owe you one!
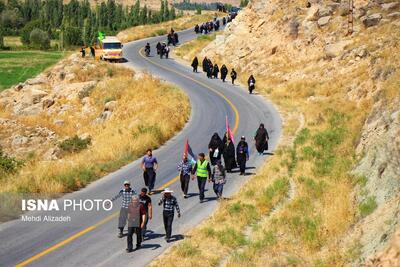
[117,12,223,43]
[151,8,400,267]
[173,33,217,62]
[0,61,190,193]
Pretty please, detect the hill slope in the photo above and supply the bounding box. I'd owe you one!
[151,0,400,266]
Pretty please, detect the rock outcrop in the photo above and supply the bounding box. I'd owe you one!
[0,53,112,161]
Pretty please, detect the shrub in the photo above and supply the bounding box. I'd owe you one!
[20,20,41,45]
[359,196,377,217]
[59,135,91,153]
[217,227,247,248]
[29,28,50,50]
[0,149,23,175]
[153,29,167,36]
[176,241,200,257]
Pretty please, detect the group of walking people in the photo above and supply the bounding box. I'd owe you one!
[167,28,179,46]
[156,42,170,59]
[194,14,235,35]
[111,124,270,253]
[191,56,256,94]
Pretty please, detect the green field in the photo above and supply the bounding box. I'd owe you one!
[0,51,66,91]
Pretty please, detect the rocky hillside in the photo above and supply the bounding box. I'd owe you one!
[200,0,400,265]
[0,54,189,194]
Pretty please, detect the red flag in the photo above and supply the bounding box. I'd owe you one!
[226,116,235,143]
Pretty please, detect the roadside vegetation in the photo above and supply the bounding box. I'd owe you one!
[152,7,400,267]
[0,51,67,91]
[0,0,179,50]
[0,57,190,193]
[117,12,223,43]
[173,33,217,63]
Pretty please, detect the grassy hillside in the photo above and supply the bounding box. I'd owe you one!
[152,0,400,266]
[0,51,67,91]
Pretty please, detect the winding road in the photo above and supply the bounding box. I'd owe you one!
[0,22,282,267]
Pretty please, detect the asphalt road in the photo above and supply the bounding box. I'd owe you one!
[0,21,282,267]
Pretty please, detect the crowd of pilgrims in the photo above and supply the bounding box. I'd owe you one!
[153,13,257,93]
[208,123,270,177]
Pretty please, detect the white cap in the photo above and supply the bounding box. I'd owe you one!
[163,188,173,193]
[123,180,130,185]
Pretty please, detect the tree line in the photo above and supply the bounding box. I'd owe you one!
[0,0,180,50]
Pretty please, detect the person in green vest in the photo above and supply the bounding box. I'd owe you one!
[192,153,212,203]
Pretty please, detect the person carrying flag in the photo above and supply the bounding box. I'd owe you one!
[192,153,212,203]
[222,116,237,172]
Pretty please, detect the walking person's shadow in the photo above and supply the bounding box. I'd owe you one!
[167,234,185,243]
[144,231,164,241]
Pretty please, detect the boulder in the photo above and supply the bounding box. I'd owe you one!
[54,81,96,100]
[215,35,226,46]
[14,83,24,91]
[381,2,399,11]
[388,12,400,19]
[11,135,29,147]
[42,98,55,109]
[26,75,47,85]
[79,133,91,140]
[58,104,72,114]
[306,5,320,21]
[43,147,62,161]
[362,13,383,27]
[318,16,331,27]
[53,119,65,126]
[97,111,112,123]
[324,40,353,58]
[104,100,117,112]
[289,18,300,38]
[339,2,350,16]
[318,6,333,17]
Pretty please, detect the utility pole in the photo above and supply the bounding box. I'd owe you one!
[347,0,354,35]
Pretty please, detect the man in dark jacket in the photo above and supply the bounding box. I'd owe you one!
[195,24,200,34]
[236,136,249,175]
[254,123,269,155]
[220,64,228,82]
[191,57,199,72]
[126,195,146,252]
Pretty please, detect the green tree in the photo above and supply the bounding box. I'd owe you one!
[164,0,169,21]
[20,19,41,45]
[82,18,91,46]
[196,7,202,15]
[29,28,50,50]
[159,0,164,22]
[170,6,176,20]
[0,26,4,49]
